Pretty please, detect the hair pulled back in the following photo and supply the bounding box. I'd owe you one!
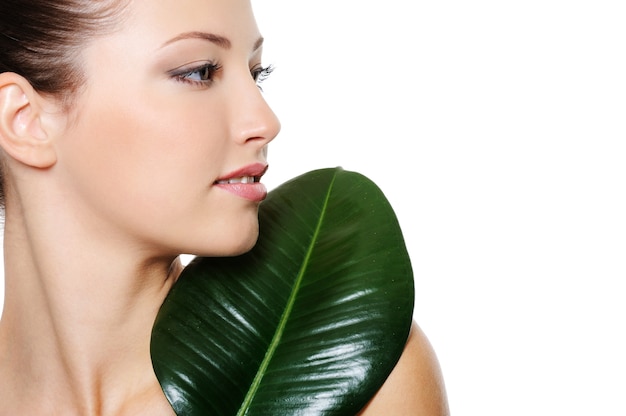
[0,0,126,207]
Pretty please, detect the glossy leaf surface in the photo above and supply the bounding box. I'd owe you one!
[151,167,415,415]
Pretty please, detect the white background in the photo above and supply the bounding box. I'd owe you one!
[3,1,626,414]
[255,1,626,414]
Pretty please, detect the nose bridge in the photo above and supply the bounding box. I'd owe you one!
[229,79,281,145]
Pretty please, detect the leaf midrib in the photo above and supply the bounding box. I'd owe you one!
[236,172,337,416]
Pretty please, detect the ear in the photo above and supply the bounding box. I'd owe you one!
[0,72,57,169]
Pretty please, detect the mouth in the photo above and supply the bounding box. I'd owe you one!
[213,163,269,202]
[214,163,268,185]
[215,175,262,185]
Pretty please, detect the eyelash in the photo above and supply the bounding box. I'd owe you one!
[171,62,275,89]
[252,64,275,91]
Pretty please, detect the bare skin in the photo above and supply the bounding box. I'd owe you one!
[0,0,448,414]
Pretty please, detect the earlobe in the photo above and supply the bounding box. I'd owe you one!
[0,72,57,169]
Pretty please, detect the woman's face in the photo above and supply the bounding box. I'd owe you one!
[55,0,280,257]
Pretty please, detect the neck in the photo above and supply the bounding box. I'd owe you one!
[0,198,182,415]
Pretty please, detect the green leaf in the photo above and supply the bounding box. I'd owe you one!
[151,167,415,415]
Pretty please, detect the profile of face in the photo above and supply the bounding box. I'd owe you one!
[51,0,280,257]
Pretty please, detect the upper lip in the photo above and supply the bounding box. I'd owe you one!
[214,162,268,183]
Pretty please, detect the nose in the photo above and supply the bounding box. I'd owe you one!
[229,78,281,147]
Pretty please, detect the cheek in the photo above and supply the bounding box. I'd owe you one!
[57,91,259,256]
[70,94,223,193]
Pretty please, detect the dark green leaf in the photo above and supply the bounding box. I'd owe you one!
[151,167,415,415]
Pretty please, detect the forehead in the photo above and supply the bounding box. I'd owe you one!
[122,0,260,47]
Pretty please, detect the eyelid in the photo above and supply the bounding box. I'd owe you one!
[167,60,215,75]
[168,60,221,86]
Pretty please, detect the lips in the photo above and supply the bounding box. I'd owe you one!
[214,163,269,202]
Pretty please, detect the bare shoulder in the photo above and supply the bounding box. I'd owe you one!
[358,321,450,416]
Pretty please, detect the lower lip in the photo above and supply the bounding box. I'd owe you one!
[214,182,268,202]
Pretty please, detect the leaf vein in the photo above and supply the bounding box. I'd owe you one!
[236,170,338,415]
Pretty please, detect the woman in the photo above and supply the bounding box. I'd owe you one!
[0,0,448,414]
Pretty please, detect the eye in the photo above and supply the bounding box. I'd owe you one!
[170,62,222,86]
[251,64,275,90]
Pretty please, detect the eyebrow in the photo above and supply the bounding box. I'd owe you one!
[160,32,264,52]
[253,36,264,52]
[161,32,231,49]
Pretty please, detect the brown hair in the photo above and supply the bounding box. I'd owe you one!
[0,0,127,207]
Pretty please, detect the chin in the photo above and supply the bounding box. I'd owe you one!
[225,209,264,256]
[226,230,260,257]
[194,221,260,258]
[181,209,261,258]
